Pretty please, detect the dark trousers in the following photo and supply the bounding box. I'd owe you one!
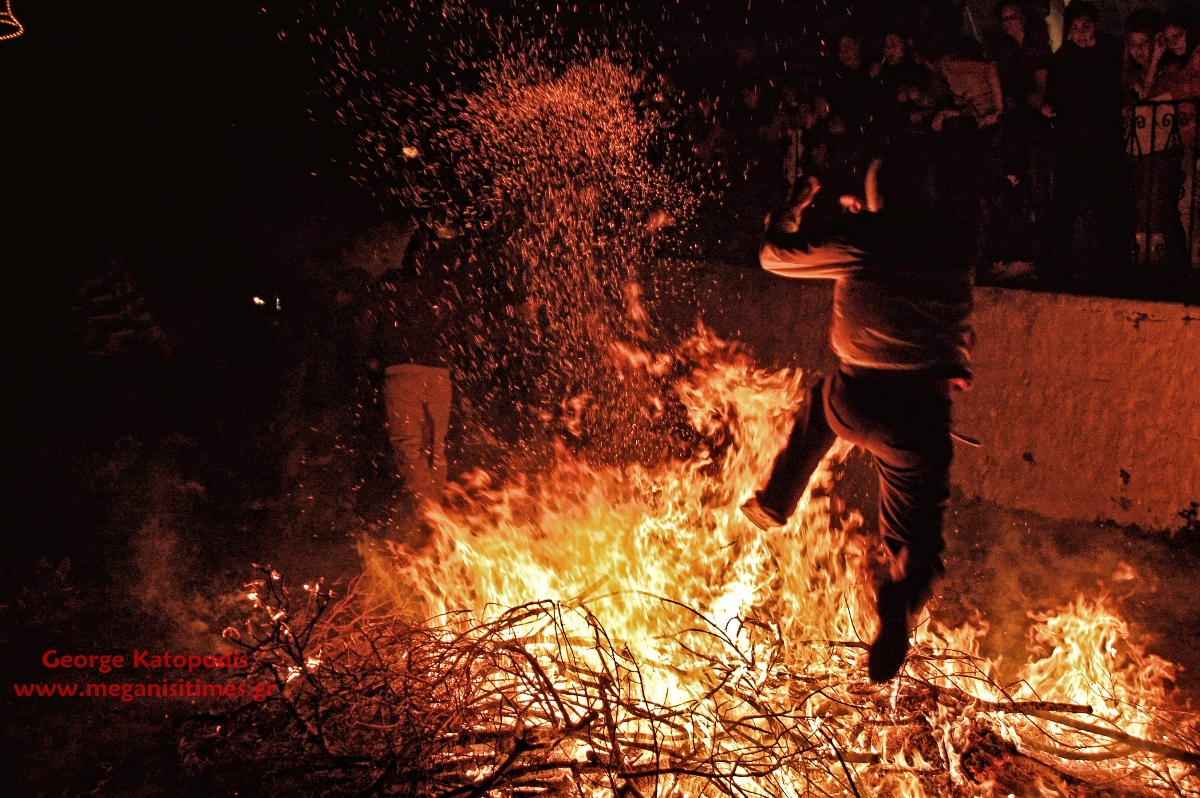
[758,367,953,579]
[1128,148,1187,277]
[990,113,1053,264]
[1046,136,1128,287]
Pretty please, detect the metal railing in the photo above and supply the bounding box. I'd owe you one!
[1124,98,1200,270]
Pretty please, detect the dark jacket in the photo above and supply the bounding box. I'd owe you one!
[760,208,974,379]
[1046,39,1123,143]
[995,34,1051,112]
[363,266,453,369]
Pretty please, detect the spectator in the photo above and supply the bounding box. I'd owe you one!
[770,87,809,197]
[1141,8,1200,99]
[801,91,872,228]
[1042,1,1126,287]
[829,32,877,133]
[714,46,795,258]
[1123,8,1163,99]
[351,221,455,509]
[930,38,1003,258]
[1141,9,1200,153]
[870,30,937,136]
[1122,9,1185,273]
[993,3,1054,270]
[994,3,1051,114]
[797,94,836,170]
[933,40,1003,133]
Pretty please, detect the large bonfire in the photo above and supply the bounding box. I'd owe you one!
[185,7,1200,795]
[208,326,1198,796]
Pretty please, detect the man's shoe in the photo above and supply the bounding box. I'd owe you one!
[740,495,786,531]
[867,580,912,683]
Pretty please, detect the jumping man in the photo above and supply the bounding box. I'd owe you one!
[741,147,976,682]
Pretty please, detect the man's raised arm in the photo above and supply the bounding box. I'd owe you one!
[760,176,865,279]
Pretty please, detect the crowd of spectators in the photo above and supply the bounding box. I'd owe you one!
[692,0,1200,298]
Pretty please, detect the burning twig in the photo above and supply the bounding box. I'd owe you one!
[179,567,1200,798]
[1023,708,1200,768]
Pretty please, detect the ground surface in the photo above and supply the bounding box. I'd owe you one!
[828,448,1200,704]
[943,496,1200,699]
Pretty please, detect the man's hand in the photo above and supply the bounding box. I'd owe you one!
[840,195,865,213]
[777,176,821,232]
[794,175,821,210]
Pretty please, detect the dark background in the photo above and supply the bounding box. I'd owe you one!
[0,0,388,567]
[0,5,386,791]
[7,0,1139,586]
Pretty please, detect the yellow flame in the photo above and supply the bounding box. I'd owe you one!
[389,330,873,698]
[369,326,1193,796]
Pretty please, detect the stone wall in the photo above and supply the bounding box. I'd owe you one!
[706,272,1200,530]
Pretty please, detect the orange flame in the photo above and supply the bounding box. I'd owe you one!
[365,327,1197,796]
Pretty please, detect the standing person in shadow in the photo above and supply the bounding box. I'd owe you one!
[994,2,1054,272]
[1041,1,1127,289]
[352,220,457,511]
[740,143,976,683]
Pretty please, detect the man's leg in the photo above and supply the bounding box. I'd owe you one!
[825,369,952,681]
[868,423,951,682]
[743,378,839,529]
[384,365,438,503]
[873,430,951,583]
[426,366,453,501]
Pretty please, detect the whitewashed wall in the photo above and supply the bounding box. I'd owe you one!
[952,287,1200,530]
[706,274,1200,530]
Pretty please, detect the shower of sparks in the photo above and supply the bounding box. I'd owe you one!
[311,0,701,462]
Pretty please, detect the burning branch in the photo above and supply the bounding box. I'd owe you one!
[179,566,1200,798]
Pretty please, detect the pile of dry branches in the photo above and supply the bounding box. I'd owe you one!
[179,567,1200,797]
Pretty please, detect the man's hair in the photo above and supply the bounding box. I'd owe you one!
[1125,8,1163,36]
[1063,1,1100,31]
[995,3,1028,25]
[874,135,988,224]
[1163,5,1198,35]
[873,139,940,213]
[1166,5,1195,28]
[1159,6,1198,65]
